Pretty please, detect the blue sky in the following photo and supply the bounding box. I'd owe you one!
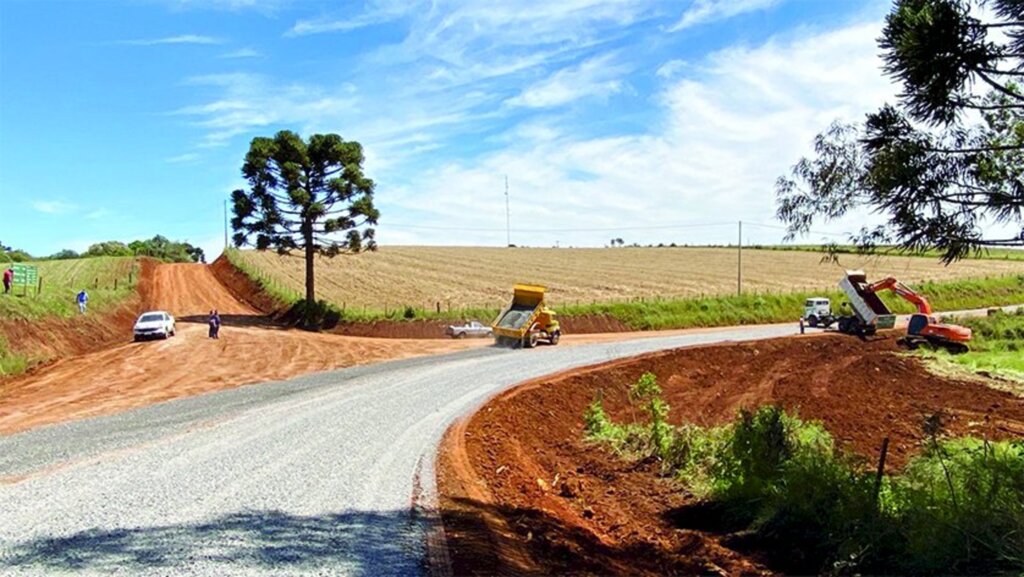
[1,0,896,258]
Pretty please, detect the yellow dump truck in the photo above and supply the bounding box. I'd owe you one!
[492,284,561,348]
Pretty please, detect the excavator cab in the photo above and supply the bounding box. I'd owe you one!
[902,313,972,354]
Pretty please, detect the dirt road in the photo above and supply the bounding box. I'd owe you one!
[0,263,486,435]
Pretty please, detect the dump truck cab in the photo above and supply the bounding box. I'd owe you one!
[492,284,562,348]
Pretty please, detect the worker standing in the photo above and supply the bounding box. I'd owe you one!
[2,268,12,294]
[76,289,88,314]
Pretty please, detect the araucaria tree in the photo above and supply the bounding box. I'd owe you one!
[231,131,379,317]
[776,0,1024,262]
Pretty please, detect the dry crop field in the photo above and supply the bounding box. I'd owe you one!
[234,246,1024,312]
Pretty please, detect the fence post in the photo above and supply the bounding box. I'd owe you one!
[436,301,441,313]
[874,437,890,502]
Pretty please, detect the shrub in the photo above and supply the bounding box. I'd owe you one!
[582,384,1024,574]
[893,438,1024,573]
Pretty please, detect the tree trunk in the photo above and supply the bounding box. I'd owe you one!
[303,218,316,327]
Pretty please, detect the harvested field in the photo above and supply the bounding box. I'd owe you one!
[234,246,1024,311]
[437,334,1024,575]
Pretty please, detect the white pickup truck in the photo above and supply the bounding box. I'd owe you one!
[445,320,493,339]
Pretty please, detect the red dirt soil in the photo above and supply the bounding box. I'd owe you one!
[0,262,487,435]
[437,334,1024,576]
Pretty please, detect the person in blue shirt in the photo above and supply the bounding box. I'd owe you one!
[208,309,221,339]
[76,289,88,314]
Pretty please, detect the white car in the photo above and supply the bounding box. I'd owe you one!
[133,311,176,341]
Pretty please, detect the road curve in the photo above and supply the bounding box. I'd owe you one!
[0,322,800,576]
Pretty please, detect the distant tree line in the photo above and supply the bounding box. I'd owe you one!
[2,235,206,263]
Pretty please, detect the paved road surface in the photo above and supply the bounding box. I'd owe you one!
[0,323,800,576]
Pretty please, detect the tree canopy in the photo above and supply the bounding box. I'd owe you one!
[776,0,1024,262]
[231,130,379,318]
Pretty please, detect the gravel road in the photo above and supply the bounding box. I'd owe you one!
[0,322,852,576]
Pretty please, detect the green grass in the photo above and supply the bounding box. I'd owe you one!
[226,249,1024,329]
[560,274,1024,330]
[584,376,1024,574]
[926,309,1024,382]
[0,256,139,320]
[753,244,1024,261]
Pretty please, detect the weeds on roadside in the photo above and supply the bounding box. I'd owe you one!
[582,375,1024,574]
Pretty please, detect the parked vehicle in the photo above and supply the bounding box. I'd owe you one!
[802,297,835,328]
[492,284,561,348]
[445,320,492,339]
[133,311,176,341]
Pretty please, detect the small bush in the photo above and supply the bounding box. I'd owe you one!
[583,381,1024,574]
[893,438,1024,573]
[403,305,416,320]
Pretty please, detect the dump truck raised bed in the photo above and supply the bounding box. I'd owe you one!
[835,270,898,336]
[834,270,971,352]
[492,284,561,348]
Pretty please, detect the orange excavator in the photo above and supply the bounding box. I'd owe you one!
[865,276,972,354]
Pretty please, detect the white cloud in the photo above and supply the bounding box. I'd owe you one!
[219,48,260,58]
[85,209,112,220]
[506,54,628,108]
[175,73,360,148]
[166,153,201,163]
[117,34,223,46]
[656,59,688,79]
[376,21,897,247]
[669,0,780,32]
[32,200,76,215]
[286,1,413,36]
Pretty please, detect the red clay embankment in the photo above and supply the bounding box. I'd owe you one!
[437,334,1024,575]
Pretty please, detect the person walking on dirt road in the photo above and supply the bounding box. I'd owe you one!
[76,289,88,314]
[2,268,12,294]
[208,309,221,339]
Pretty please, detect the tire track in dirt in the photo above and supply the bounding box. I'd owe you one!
[0,263,487,435]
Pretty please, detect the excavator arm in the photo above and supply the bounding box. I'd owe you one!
[865,276,971,348]
[866,277,933,315]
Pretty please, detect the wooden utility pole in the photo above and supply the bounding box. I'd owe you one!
[737,220,743,295]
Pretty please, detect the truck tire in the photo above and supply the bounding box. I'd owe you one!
[526,333,538,348]
[456,332,467,339]
[807,315,819,328]
[550,331,560,345]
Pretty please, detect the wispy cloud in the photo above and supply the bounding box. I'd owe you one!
[32,200,76,214]
[506,53,628,108]
[377,21,897,247]
[117,34,223,46]
[669,0,780,32]
[286,1,413,36]
[175,73,360,148]
[85,209,112,220]
[656,59,688,79]
[218,48,260,59]
[166,152,201,163]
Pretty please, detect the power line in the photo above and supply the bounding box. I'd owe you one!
[381,221,740,233]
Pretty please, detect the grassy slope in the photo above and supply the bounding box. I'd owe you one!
[225,249,1024,330]
[0,257,138,375]
[942,309,1024,381]
[0,256,138,319]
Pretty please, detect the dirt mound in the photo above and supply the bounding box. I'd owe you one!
[438,334,1024,575]
[209,255,285,315]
